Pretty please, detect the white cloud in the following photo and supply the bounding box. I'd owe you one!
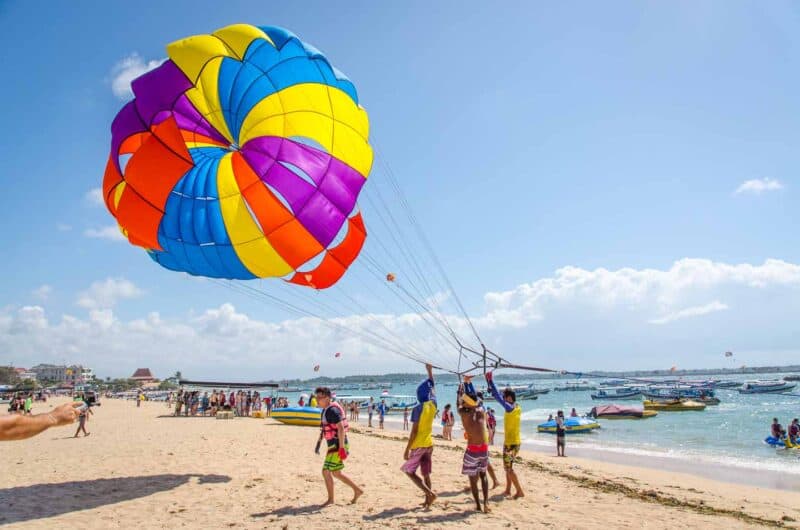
[57,224,72,232]
[648,301,729,325]
[481,258,800,328]
[735,178,784,195]
[110,54,165,100]
[2,259,798,378]
[85,187,104,207]
[84,225,126,242]
[76,278,144,310]
[32,285,52,301]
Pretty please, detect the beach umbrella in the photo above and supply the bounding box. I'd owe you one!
[102,24,371,289]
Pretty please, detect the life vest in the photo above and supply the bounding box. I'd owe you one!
[321,401,349,441]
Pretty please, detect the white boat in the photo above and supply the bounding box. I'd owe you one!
[591,387,642,400]
[554,380,597,391]
[738,380,796,394]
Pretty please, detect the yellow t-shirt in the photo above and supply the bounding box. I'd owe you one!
[410,401,436,449]
[504,405,521,446]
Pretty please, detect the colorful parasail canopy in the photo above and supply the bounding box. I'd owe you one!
[103,24,372,289]
[334,351,341,358]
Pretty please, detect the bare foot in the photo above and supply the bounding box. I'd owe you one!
[85,432,91,437]
[321,500,334,508]
[424,492,437,508]
[350,488,363,504]
[491,481,499,489]
[503,490,512,499]
[513,492,525,499]
[483,503,492,513]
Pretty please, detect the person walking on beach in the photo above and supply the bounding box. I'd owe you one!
[556,410,566,457]
[368,397,374,427]
[378,399,387,429]
[23,393,33,415]
[74,397,93,437]
[402,364,437,508]
[314,387,363,506]
[403,407,409,430]
[457,381,490,513]
[485,371,524,499]
[441,404,454,440]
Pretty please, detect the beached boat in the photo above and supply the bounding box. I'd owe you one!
[590,387,642,400]
[537,416,600,433]
[643,399,706,411]
[738,380,796,394]
[590,404,657,419]
[271,406,321,426]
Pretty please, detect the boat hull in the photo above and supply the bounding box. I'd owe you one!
[537,418,600,433]
[643,400,706,411]
[596,410,658,419]
[271,406,321,427]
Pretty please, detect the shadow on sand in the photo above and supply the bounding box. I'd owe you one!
[0,473,230,525]
[252,503,326,518]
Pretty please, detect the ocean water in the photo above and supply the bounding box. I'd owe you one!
[277,373,800,477]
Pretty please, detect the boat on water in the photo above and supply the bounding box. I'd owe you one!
[714,380,743,388]
[554,380,597,392]
[643,399,706,411]
[380,394,418,412]
[764,436,800,450]
[515,384,547,400]
[271,406,321,426]
[599,379,630,387]
[537,416,601,433]
[590,387,642,400]
[738,380,796,394]
[590,404,657,419]
[784,375,800,382]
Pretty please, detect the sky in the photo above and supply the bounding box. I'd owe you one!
[0,1,797,380]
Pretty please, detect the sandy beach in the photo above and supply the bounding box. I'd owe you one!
[2,397,799,529]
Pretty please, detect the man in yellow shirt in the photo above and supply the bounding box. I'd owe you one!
[402,363,437,507]
[485,371,524,499]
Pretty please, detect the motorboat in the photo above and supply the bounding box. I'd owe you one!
[590,387,642,400]
[643,399,706,411]
[554,380,597,391]
[271,406,321,426]
[738,380,796,394]
[537,416,601,433]
[590,404,657,419]
[714,380,743,388]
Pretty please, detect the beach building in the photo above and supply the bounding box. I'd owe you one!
[131,368,156,384]
[30,363,67,382]
[66,365,94,386]
[14,368,38,381]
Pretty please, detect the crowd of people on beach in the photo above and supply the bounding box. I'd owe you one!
[165,389,271,417]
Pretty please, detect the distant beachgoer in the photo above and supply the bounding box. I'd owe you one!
[24,394,33,416]
[570,408,578,417]
[314,386,362,506]
[137,391,143,408]
[174,390,183,416]
[299,395,306,407]
[74,397,93,437]
[486,408,496,445]
[402,364,437,508]
[378,399,387,429]
[229,392,236,414]
[403,407,409,430]
[442,404,455,441]
[556,410,566,457]
[264,395,271,415]
[457,379,490,513]
[486,372,524,499]
[547,414,553,421]
[368,397,374,427]
[210,391,218,415]
[309,394,317,408]
[789,419,799,446]
[771,418,785,439]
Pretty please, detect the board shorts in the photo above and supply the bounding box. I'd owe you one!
[503,444,520,469]
[401,446,433,475]
[323,442,349,472]
[461,444,489,476]
[556,434,565,447]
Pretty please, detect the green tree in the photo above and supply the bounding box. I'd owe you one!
[0,366,20,385]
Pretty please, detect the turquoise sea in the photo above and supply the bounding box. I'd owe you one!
[275,372,800,485]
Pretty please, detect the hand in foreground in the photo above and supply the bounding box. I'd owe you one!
[315,440,322,454]
[50,402,83,426]
[485,371,493,382]
[338,447,348,461]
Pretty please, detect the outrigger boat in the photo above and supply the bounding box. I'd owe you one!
[643,399,706,411]
[590,404,657,419]
[590,387,642,400]
[738,380,796,394]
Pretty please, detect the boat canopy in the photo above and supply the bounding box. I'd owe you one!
[591,404,646,417]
